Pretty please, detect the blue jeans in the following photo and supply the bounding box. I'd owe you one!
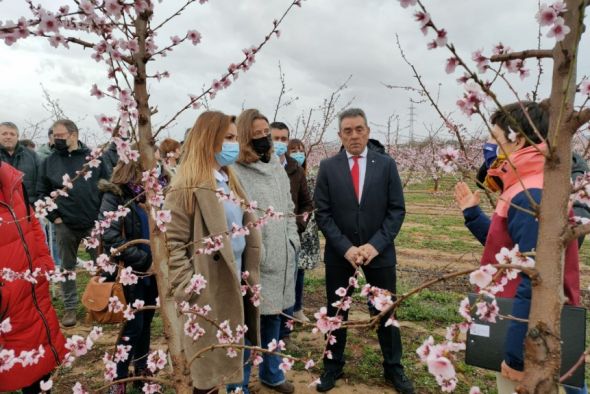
[565,384,588,394]
[279,306,294,340]
[259,314,285,386]
[43,220,61,267]
[226,339,252,394]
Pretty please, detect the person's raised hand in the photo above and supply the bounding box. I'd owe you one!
[454,182,480,211]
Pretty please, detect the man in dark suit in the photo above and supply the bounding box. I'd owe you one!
[314,108,413,393]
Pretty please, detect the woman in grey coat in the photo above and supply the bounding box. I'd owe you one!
[233,109,299,394]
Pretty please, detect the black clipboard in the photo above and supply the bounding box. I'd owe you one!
[464,294,586,388]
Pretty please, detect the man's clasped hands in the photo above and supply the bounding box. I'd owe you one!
[344,244,379,267]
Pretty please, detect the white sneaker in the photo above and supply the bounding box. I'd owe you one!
[293,309,310,322]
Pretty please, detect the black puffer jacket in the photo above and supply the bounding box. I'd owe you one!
[36,142,108,230]
[98,180,152,272]
[0,143,40,205]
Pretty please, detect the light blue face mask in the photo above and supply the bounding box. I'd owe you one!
[291,152,305,166]
[215,142,240,167]
[273,141,288,157]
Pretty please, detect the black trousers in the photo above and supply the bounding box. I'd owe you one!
[323,263,403,374]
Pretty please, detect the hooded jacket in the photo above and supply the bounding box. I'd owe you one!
[0,162,67,391]
[36,143,54,162]
[462,144,580,371]
[36,141,108,230]
[0,143,41,205]
[234,154,300,314]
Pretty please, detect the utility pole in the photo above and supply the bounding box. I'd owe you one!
[408,100,416,145]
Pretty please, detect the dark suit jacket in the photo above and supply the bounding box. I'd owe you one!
[314,149,405,268]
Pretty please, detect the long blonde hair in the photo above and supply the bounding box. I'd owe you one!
[171,111,247,212]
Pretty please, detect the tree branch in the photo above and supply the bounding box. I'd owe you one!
[576,108,590,128]
[490,49,553,62]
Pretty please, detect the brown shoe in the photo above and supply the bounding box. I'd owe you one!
[261,380,294,393]
[62,309,77,327]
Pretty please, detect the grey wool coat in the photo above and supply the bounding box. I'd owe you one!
[234,154,300,315]
[164,185,262,389]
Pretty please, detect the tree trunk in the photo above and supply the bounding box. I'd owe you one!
[134,11,193,393]
[521,1,585,392]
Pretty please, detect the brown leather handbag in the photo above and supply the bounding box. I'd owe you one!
[82,223,128,324]
[81,267,127,324]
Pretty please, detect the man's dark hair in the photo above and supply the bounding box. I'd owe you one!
[52,119,79,135]
[20,139,36,149]
[48,128,53,137]
[270,121,290,138]
[490,101,549,146]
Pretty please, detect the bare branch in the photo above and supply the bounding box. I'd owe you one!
[490,49,553,62]
[576,108,590,128]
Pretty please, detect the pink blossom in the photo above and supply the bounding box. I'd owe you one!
[580,80,590,96]
[469,265,497,288]
[414,11,430,32]
[547,17,571,41]
[305,359,315,370]
[90,84,104,98]
[398,0,417,8]
[40,378,53,392]
[0,318,12,334]
[252,353,263,366]
[39,11,59,34]
[119,266,138,286]
[471,49,489,73]
[114,344,131,363]
[147,349,167,373]
[475,300,500,323]
[427,355,456,379]
[335,287,347,297]
[458,297,472,322]
[184,318,206,340]
[72,382,89,394]
[551,1,568,13]
[536,4,558,26]
[445,57,459,74]
[187,30,202,45]
[435,29,448,47]
[104,0,124,17]
[279,357,294,372]
[469,387,482,394]
[62,174,73,189]
[142,383,161,394]
[185,273,207,295]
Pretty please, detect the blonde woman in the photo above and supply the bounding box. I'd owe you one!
[164,111,261,394]
[233,109,299,394]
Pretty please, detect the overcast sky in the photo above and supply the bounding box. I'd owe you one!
[0,0,588,145]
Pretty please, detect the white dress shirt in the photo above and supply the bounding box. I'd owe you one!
[346,147,367,202]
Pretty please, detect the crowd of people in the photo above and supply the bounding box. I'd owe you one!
[0,102,586,394]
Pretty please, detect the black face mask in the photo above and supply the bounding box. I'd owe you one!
[251,135,272,157]
[54,138,68,152]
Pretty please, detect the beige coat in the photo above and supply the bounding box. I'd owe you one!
[164,186,261,389]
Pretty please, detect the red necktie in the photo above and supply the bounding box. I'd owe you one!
[351,156,360,201]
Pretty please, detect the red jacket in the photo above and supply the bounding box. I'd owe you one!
[0,162,67,391]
